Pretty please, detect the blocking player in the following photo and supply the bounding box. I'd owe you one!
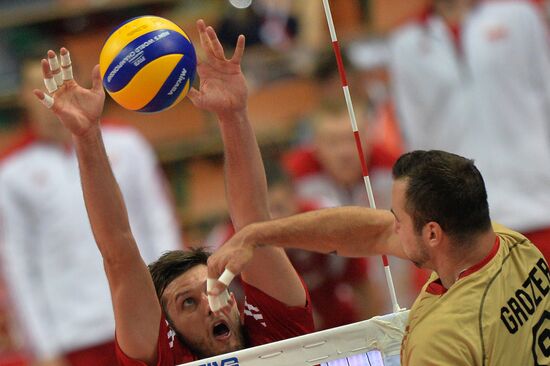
[33,19,313,366]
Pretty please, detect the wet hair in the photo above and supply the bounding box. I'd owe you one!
[148,248,210,304]
[392,150,491,243]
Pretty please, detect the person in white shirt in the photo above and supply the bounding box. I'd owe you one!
[390,0,550,260]
[0,59,183,366]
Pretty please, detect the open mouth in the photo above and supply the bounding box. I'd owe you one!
[212,320,231,340]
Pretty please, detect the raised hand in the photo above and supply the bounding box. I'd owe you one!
[34,48,105,136]
[206,225,256,298]
[187,19,247,119]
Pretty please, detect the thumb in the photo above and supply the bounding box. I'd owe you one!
[187,87,200,107]
[91,65,104,94]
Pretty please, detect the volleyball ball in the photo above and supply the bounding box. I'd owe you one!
[99,16,196,113]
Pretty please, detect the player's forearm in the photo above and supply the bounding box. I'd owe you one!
[73,124,141,263]
[242,206,396,258]
[218,110,270,230]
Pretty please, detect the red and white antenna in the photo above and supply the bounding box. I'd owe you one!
[321,0,401,313]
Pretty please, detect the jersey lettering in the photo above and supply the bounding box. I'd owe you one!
[501,258,550,334]
[532,310,550,366]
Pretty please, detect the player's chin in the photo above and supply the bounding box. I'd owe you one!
[211,336,243,356]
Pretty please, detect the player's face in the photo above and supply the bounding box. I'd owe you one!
[314,112,364,187]
[391,179,430,268]
[162,265,245,358]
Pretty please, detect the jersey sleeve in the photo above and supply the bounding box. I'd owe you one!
[115,313,195,366]
[241,279,314,347]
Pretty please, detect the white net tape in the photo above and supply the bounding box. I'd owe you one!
[180,310,409,366]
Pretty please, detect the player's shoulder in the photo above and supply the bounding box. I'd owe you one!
[492,222,546,271]
[492,222,530,247]
[0,133,41,178]
[480,0,542,21]
[390,20,425,49]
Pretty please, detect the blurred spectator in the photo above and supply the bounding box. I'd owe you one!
[0,277,26,366]
[390,0,550,261]
[281,101,419,311]
[0,59,183,366]
[283,102,395,217]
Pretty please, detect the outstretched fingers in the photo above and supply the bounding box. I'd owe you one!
[42,57,58,94]
[196,19,215,59]
[41,48,76,97]
[231,35,245,65]
[205,25,226,60]
[59,47,74,82]
[47,50,63,87]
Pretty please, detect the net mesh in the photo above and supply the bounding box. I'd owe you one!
[180,310,409,366]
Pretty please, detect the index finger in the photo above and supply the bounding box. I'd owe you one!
[218,268,235,287]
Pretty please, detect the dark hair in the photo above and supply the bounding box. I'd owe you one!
[392,150,491,243]
[148,248,210,303]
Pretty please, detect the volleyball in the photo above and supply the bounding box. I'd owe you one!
[99,16,196,113]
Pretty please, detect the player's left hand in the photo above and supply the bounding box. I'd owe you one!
[187,19,247,120]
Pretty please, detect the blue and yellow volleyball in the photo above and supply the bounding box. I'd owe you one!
[99,16,196,113]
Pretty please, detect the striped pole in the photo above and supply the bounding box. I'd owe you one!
[321,0,401,313]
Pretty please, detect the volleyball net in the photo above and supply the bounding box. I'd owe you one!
[180,310,408,366]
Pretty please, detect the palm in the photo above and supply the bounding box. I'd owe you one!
[36,51,106,137]
[194,61,247,115]
[52,78,105,136]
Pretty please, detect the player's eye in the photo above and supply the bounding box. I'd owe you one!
[183,297,196,309]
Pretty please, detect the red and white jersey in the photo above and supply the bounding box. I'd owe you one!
[0,124,182,359]
[281,147,394,210]
[115,281,314,365]
[390,1,550,231]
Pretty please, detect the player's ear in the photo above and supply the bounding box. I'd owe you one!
[423,221,443,248]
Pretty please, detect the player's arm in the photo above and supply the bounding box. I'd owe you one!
[33,49,161,365]
[188,20,306,307]
[207,206,406,280]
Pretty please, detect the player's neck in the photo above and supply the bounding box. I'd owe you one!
[436,229,496,289]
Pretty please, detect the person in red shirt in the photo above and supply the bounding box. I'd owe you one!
[32,19,313,366]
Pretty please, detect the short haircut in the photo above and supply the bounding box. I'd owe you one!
[148,248,210,303]
[392,150,491,243]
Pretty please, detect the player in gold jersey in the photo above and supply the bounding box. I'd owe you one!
[401,222,549,365]
[206,150,550,366]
